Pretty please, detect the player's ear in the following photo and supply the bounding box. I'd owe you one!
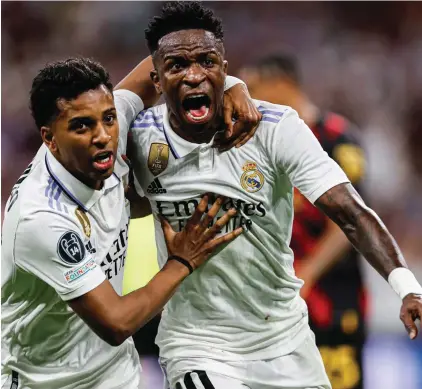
[41,126,57,152]
[150,69,162,95]
[223,60,228,76]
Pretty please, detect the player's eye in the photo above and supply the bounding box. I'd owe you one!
[104,113,116,125]
[69,120,90,132]
[171,62,182,71]
[203,58,214,67]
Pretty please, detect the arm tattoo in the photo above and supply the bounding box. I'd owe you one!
[315,183,407,279]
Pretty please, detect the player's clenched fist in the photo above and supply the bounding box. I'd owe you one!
[160,194,243,273]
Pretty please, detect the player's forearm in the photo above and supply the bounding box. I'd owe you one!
[114,56,159,108]
[113,260,189,343]
[315,183,406,280]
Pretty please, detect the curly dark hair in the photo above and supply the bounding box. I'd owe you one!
[30,57,113,130]
[145,1,224,53]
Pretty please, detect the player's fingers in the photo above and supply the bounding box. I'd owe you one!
[199,196,226,231]
[186,194,209,228]
[236,123,259,148]
[400,309,418,340]
[206,226,244,250]
[223,99,234,138]
[158,214,175,242]
[202,208,237,241]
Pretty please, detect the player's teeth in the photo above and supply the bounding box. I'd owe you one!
[98,156,110,163]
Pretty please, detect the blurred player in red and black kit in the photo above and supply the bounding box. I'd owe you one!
[240,54,367,389]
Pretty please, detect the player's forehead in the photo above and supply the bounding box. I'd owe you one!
[158,29,221,58]
[56,85,114,121]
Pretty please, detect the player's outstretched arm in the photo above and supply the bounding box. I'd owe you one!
[315,182,422,339]
[69,195,243,346]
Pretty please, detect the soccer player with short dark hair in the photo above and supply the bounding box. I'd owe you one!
[1,54,260,388]
[127,2,422,388]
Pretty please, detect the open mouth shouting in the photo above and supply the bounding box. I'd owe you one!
[92,150,114,172]
[182,94,212,124]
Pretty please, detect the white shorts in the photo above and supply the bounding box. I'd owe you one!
[160,330,331,389]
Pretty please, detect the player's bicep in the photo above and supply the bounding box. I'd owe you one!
[14,212,105,301]
[273,109,349,203]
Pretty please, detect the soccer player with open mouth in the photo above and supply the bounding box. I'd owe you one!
[128,2,422,389]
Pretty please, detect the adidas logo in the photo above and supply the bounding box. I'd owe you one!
[147,178,167,194]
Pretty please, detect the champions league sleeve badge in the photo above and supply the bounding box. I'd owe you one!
[57,231,86,264]
[148,143,169,176]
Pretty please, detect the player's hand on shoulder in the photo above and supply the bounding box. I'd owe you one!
[215,83,262,151]
[159,194,243,273]
[400,293,422,340]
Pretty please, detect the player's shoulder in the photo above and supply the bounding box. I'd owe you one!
[6,154,74,226]
[254,100,292,127]
[132,104,165,131]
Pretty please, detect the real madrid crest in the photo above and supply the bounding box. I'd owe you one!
[240,161,265,193]
[75,207,91,238]
[148,143,169,176]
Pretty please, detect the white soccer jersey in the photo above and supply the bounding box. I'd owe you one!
[129,100,350,362]
[1,90,144,389]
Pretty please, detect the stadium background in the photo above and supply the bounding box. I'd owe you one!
[2,2,422,388]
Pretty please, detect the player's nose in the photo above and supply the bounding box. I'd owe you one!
[92,123,111,146]
[183,64,206,87]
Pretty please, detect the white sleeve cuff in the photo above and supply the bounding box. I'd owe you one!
[224,76,246,91]
[388,267,422,299]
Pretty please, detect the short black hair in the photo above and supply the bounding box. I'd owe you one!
[30,57,113,130]
[145,1,224,53]
[253,54,301,85]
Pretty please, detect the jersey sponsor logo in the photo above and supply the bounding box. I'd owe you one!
[100,218,130,280]
[148,143,169,176]
[240,161,265,193]
[147,178,167,194]
[57,231,86,264]
[156,197,267,232]
[85,240,96,254]
[63,258,97,284]
[75,207,91,237]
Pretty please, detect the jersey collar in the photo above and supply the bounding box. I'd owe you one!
[44,147,120,211]
[162,106,221,159]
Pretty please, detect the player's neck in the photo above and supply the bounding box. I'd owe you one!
[169,112,223,144]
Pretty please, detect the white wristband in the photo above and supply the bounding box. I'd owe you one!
[224,76,245,91]
[388,267,422,300]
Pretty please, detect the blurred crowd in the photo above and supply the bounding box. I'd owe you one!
[3,0,422,313]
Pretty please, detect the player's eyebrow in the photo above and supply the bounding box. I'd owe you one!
[103,107,117,115]
[164,49,219,61]
[67,107,116,124]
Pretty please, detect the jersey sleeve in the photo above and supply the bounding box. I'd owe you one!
[14,211,106,301]
[114,89,144,155]
[268,108,350,203]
